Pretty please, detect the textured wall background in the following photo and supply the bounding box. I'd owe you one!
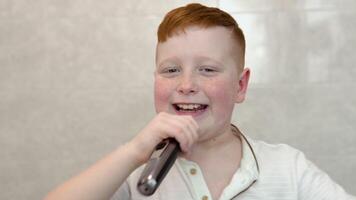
[0,0,355,199]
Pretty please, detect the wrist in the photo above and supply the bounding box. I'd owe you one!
[119,141,147,167]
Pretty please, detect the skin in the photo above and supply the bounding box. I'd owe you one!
[155,26,249,153]
[155,26,250,199]
[44,26,250,200]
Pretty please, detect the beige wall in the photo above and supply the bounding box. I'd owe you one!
[0,0,355,199]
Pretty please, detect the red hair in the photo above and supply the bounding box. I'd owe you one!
[157,3,245,68]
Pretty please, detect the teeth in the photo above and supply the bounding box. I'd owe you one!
[176,104,203,110]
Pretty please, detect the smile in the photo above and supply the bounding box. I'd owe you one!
[173,103,208,112]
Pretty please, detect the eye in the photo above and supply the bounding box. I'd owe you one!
[166,68,180,73]
[201,68,215,72]
[159,66,180,73]
[199,66,217,74]
[159,66,181,77]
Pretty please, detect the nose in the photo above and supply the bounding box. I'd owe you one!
[177,72,198,95]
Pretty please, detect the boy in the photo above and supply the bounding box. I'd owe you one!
[45,3,355,200]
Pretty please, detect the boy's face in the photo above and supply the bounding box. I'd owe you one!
[154,26,248,141]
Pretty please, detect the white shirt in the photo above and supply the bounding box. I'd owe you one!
[111,128,355,200]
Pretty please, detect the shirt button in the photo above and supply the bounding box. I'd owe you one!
[190,168,197,175]
[202,195,209,200]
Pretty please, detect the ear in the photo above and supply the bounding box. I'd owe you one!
[235,68,250,104]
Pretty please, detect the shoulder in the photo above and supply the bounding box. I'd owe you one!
[245,137,355,199]
[247,137,315,175]
[247,136,304,162]
[245,136,307,183]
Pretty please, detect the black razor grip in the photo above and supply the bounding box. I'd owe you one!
[137,138,180,196]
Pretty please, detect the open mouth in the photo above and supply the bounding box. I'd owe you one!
[172,103,208,113]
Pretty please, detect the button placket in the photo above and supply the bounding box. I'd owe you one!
[190,168,197,175]
[178,159,212,200]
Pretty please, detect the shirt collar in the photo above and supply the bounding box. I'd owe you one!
[222,124,259,199]
[231,124,260,175]
[176,124,260,199]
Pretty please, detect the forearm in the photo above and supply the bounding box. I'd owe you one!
[44,113,199,200]
[44,142,142,200]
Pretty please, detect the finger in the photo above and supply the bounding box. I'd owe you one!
[154,116,189,152]
[163,117,192,152]
[178,115,199,143]
[184,115,199,141]
[171,115,196,150]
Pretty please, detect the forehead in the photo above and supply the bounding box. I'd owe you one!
[156,26,240,65]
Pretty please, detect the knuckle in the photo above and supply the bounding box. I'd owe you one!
[158,112,166,118]
[184,123,190,131]
[175,126,183,133]
[181,140,189,150]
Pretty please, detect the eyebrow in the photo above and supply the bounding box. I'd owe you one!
[156,56,181,68]
[195,55,224,67]
[157,55,225,68]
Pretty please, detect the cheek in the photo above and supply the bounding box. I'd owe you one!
[207,79,237,114]
[154,79,171,112]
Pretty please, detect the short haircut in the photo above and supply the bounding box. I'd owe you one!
[157,3,246,69]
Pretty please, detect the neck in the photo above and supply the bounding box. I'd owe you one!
[181,124,242,162]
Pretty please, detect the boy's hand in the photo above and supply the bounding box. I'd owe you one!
[128,112,199,164]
